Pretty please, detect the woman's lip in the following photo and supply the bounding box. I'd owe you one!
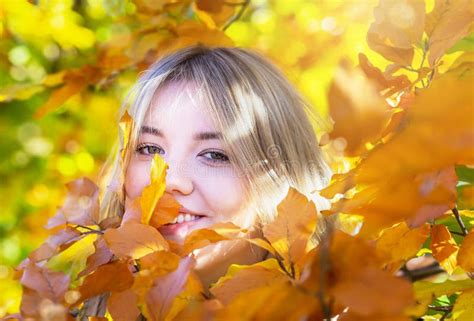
[158,216,207,239]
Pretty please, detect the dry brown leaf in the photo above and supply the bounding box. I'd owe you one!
[103,222,169,259]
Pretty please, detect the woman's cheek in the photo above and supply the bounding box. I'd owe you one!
[125,160,151,199]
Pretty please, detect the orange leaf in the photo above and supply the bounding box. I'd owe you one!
[47,177,100,228]
[108,289,140,321]
[328,60,392,156]
[376,222,430,272]
[104,222,169,259]
[145,256,201,321]
[77,236,114,278]
[457,227,474,272]
[367,0,425,65]
[300,232,414,318]
[430,224,459,274]
[358,53,410,94]
[29,227,82,262]
[78,261,134,303]
[140,155,168,225]
[149,193,181,228]
[20,262,70,303]
[34,76,87,118]
[214,281,320,321]
[425,0,474,65]
[263,187,319,266]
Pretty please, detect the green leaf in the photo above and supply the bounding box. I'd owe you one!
[447,33,474,54]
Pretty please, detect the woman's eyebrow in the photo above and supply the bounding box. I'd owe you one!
[140,125,222,140]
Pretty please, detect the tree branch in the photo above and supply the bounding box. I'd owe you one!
[452,207,468,236]
[400,262,445,282]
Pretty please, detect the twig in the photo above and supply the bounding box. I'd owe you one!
[223,0,250,31]
[428,305,453,312]
[318,225,333,320]
[449,230,466,237]
[400,262,445,282]
[260,235,294,279]
[75,225,104,235]
[452,207,468,236]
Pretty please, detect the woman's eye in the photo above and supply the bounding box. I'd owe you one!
[136,144,163,156]
[202,151,230,164]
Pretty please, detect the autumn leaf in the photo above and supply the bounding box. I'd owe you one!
[194,0,238,29]
[108,289,140,321]
[301,232,414,318]
[358,53,410,96]
[119,111,133,162]
[430,224,459,274]
[376,222,430,272]
[451,289,474,321]
[77,236,114,278]
[34,76,87,119]
[20,262,70,303]
[145,256,202,321]
[29,227,82,262]
[140,155,168,225]
[210,259,287,305]
[158,20,234,56]
[413,278,474,307]
[457,227,474,272]
[214,281,320,321]
[181,222,245,255]
[34,65,102,118]
[367,0,425,65]
[263,187,319,268]
[77,261,134,303]
[132,251,181,310]
[103,222,169,259]
[328,60,392,156]
[149,193,181,228]
[47,177,100,228]
[425,0,474,65]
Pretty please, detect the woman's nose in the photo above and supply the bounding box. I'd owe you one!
[164,161,194,195]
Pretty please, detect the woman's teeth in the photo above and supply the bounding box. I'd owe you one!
[171,213,200,224]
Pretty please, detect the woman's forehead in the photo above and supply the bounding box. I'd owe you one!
[143,81,217,132]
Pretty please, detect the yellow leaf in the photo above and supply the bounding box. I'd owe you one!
[376,222,430,272]
[413,279,474,306]
[430,225,459,274]
[425,0,474,65]
[458,228,474,272]
[367,0,425,65]
[451,289,474,321]
[328,60,392,156]
[119,111,133,162]
[140,154,168,225]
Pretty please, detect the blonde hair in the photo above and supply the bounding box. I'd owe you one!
[100,45,332,239]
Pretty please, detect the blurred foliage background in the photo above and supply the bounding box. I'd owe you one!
[0,0,455,315]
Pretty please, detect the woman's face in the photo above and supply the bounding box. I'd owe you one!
[124,81,258,243]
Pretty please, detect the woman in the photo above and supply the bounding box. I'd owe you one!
[100,45,332,289]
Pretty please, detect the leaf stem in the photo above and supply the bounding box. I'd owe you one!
[223,0,250,31]
[452,207,468,236]
[75,225,104,235]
